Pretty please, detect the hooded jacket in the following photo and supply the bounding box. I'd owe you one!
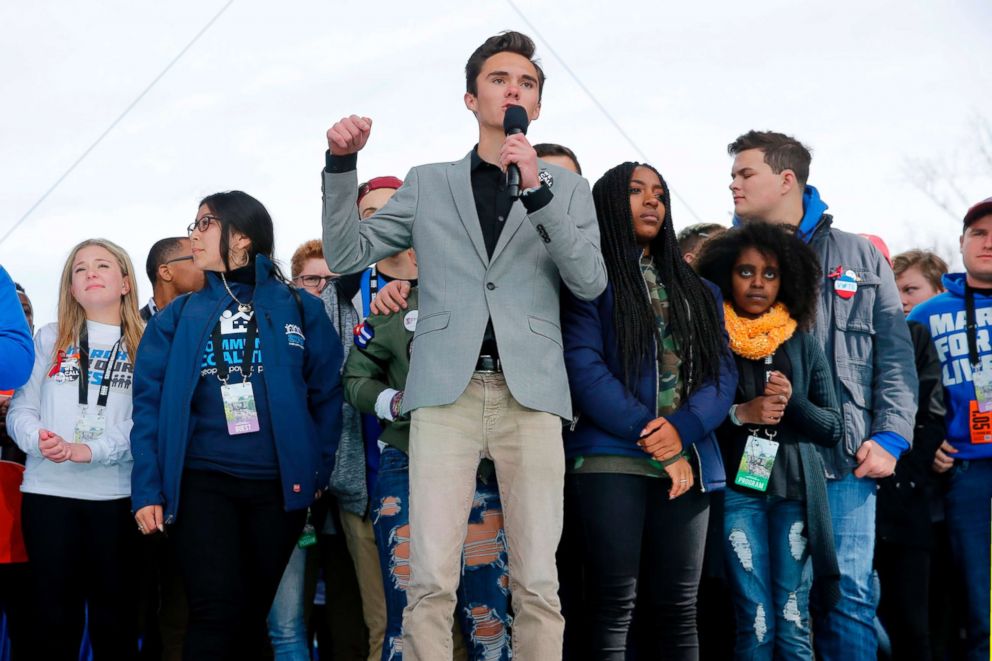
[130,255,343,523]
[734,186,918,477]
[0,266,33,390]
[908,273,992,461]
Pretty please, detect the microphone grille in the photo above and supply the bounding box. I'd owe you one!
[503,105,529,135]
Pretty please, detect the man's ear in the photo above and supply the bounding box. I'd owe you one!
[464,92,478,115]
[530,100,541,122]
[781,169,798,197]
[157,263,174,283]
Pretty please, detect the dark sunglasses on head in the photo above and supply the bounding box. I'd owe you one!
[187,214,221,236]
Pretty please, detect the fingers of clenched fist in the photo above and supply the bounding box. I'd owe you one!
[327,115,372,156]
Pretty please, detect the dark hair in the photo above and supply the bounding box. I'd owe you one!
[727,130,812,188]
[592,162,724,392]
[465,31,545,100]
[677,223,726,258]
[13,281,26,296]
[892,249,948,292]
[695,221,822,331]
[199,191,286,280]
[534,143,581,174]
[145,236,186,285]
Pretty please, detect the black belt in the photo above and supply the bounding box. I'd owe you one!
[475,355,502,373]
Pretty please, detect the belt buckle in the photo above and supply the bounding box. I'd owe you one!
[476,355,501,373]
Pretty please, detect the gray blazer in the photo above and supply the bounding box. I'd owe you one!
[321,153,607,419]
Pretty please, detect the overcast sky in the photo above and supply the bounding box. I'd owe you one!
[2,0,990,327]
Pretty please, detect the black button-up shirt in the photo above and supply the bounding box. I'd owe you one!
[470,148,514,259]
[470,148,514,357]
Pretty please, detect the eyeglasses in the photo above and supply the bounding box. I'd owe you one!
[295,275,337,289]
[163,255,194,265]
[187,214,221,237]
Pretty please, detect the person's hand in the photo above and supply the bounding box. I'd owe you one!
[38,429,72,463]
[326,115,372,156]
[932,440,957,474]
[638,417,683,462]
[764,371,792,401]
[498,133,540,190]
[664,457,694,500]
[853,439,897,478]
[370,280,411,315]
[66,444,92,463]
[736,395,787,426]
[135,505,164,536]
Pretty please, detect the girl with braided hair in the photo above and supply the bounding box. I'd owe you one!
[560,162,737,658]
[695,221,842,660]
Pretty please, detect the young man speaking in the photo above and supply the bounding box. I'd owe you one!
[321,32,606,660]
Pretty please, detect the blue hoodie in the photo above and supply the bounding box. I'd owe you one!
[908,273,992,460]
[0,266,33,390]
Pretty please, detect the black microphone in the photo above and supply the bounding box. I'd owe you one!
[503,105,530,199]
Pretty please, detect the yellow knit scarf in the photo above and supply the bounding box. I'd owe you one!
[724,301,797,360]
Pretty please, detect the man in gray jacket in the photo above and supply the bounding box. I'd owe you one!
[321,32,606,661]
[727,130,917,661]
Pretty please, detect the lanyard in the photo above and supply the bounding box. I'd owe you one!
[211,314,258,385]
[966,285,982,368]
[77,325,123,409]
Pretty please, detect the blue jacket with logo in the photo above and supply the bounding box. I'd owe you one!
[561,278,738,492]
[909,272,992,461]
[130,255,343,522]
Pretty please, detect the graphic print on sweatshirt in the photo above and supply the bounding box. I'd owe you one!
[200,309,264,378]
[51,346,134,391]
[925,307,992,387]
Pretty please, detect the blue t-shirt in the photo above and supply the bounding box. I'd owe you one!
[186,283,279,479]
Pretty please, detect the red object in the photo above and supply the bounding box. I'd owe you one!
[964,197,992,227]
[292,484,301,493]
[859,234,892,267]
[0,461,28,563]
[357,176,403,207]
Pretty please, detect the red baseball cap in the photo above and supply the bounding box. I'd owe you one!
[964,196,992,227]
[357,176,403,207]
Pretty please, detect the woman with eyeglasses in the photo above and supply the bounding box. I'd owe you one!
[130,191,344,660]
[7,238,144,659]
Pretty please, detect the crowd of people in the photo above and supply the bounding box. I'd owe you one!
[0,28,989,661]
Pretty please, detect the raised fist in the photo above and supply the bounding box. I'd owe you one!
[327,115,373,156]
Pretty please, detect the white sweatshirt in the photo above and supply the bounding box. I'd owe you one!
[7,321,134,500]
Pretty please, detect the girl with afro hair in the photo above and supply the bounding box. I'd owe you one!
[695,221,842,660]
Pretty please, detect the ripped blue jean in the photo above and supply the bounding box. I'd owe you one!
[723,489,813,661]
[371,446,510,661]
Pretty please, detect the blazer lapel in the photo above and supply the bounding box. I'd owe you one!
[490,199,526,265]
[447,153,489,267]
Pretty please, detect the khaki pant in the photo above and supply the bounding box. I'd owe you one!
[340,507,388,661]
[402,373,565,660]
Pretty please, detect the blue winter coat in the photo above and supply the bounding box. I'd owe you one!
[561,278,737,492]
[130,255,343,522]
[0,266,33,390]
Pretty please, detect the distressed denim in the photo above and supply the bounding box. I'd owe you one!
[373,446,511,661]
[267,544,310,661]
[723,489,812,660]
[944,459,992,660]
[812,472,877,660]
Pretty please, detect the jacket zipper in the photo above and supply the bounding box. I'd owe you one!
[167,294,229,525]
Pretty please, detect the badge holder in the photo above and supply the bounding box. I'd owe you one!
[72,329,121,444]
[214,310,261,436]
[734,429,779,492]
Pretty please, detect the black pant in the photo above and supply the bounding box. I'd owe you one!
[564,472,710,661]
[877,539,931,661]
[21,493,138,661]
[169,470,306,661]
[0,562,34,661]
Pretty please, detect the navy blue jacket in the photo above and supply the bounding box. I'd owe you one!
[561,279,737,492]
[130,255,343,522]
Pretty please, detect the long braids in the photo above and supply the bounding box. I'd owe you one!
[592,162,724,395]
